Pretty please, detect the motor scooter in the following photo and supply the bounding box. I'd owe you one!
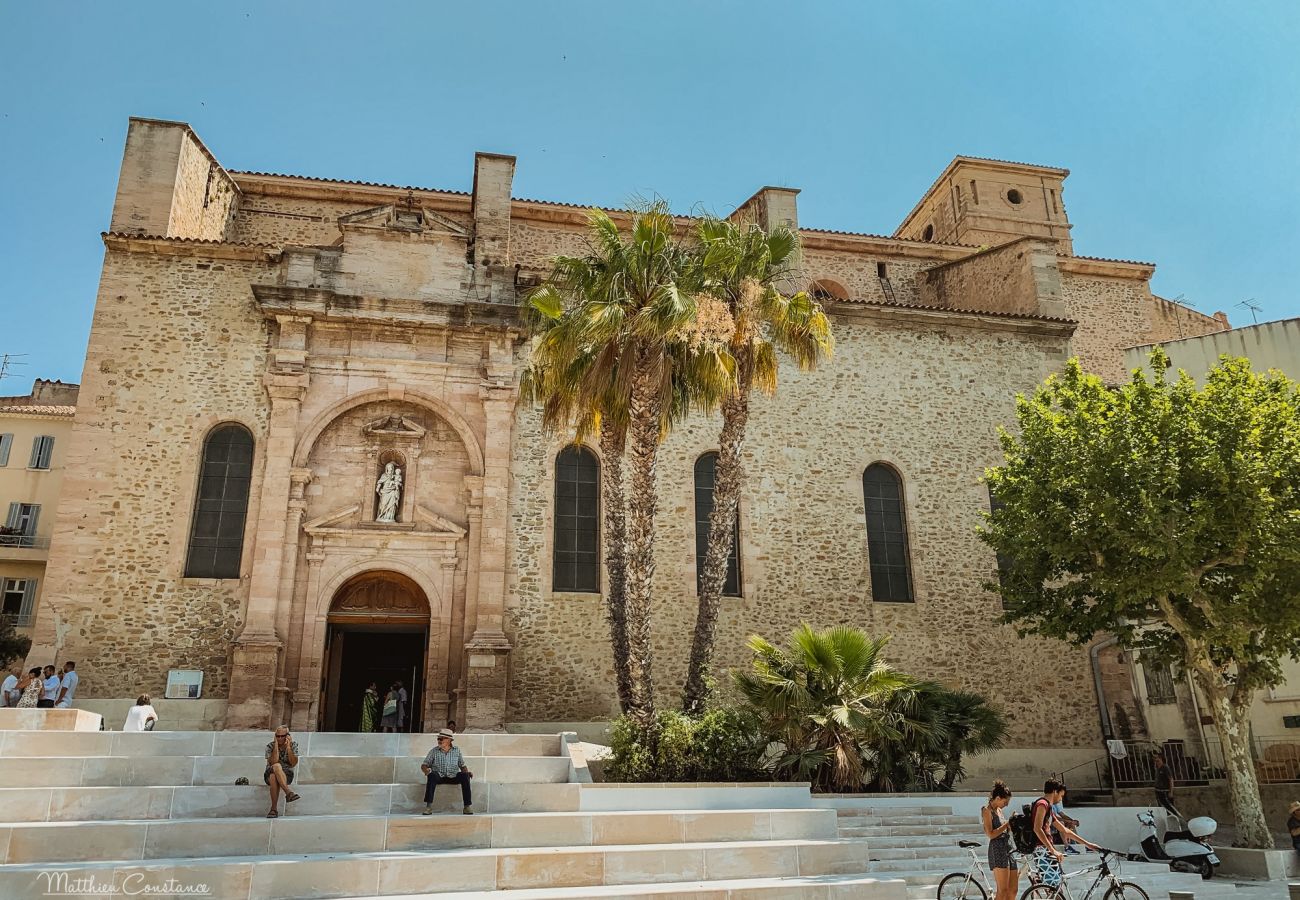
[1127,809,1219,879]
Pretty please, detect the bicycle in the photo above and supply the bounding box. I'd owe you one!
[1019,849,1150,900]
[936,839,1012,900]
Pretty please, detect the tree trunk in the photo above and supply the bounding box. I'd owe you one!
[599,419,632,713]
[682,354,752,714]
[1193,668,1273,848]
[622,349,662,731]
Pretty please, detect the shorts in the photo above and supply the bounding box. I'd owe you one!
[263,766,295,785]
[37,699,54,708]
[1030,847,1062,887]
[988,837,1018,871]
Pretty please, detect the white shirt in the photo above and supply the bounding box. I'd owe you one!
[56,670,78,706]
[123,705,158,732]
[42,675,60,702]
[1,674,17,706]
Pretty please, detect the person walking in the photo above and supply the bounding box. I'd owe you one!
[15,668,43,708]
[1,665,20,707]
[38,665,59,708]
[1030,779,1099,887]
[123,694,159,731]
[395,680,408,732]
[359,682,380,733]
[380,684,400,733]
[55,661,78,709]
[420,728,473,815]
[264,725,301,817]
[1152,753,1179,818]
[980,780,1020,900]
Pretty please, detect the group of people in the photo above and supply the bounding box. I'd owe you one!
[0,661,77,709]
[358,680,411,733]
[981,778,1100,900]
[263,724,473,818]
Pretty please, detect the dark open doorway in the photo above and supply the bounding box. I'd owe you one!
[323,624,426,732]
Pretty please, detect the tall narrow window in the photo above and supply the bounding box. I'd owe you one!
[863,463,914,602]
[552,445,600,593]
[1,578,36,626]
[1142,661,1177,705]
[0,433,12,466]
[29,435,54,470]
[184,424,254,579]
[694,452,741,597]
[4,503,40,547]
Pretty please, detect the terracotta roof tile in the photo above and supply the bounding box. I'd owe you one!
[231,171,471,196]
[1065,253,1156,267]
[102,232,279,249]
[801,226,981,248]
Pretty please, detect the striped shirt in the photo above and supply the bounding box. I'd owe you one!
[423,745,464,778]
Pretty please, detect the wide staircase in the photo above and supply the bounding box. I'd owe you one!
[0,729,903,899]
[832,802,1247,900]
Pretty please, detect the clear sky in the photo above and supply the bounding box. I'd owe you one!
[1,1,1297,385]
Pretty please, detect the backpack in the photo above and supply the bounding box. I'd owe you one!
[1008,799,1045,855]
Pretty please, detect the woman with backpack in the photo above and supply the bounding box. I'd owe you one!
[1030,779,1099,887]
[981,780,1020,900]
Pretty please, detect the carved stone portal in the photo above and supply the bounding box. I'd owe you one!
[329,571,429,619]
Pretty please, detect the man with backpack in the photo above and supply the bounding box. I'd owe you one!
[1012,779,1100,887]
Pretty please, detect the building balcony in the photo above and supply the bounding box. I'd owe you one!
[0,534,50,562]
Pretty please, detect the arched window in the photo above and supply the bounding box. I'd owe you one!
[694,452,741,597]
[553,445,600,593]
[809,279,849,303]
[862,463,913,602]
[185,424,254,579]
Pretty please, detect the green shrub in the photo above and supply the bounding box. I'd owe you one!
[603,707,766,783]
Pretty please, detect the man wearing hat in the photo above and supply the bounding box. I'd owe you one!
[420,728,474,815]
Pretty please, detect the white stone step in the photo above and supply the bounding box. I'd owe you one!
[839,815,973,827]
[0,781,581,821]
[847,823,981,837]
[0,838,878,898]
[0,754,570,786]
[843,831,984,846]
[340,873,910,899]
[834,806,955,817]
[0,730,562,759]
[0,808,838,864]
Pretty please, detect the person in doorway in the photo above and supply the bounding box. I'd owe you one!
[395,680,408,732]
[55,661,78,708]
[1,664,21,706]
[380,683,400,733]
[420,728,473,815]
[15,667,43,708]
[359,682,380,733]
[1152,753,1179,818]
[38,665,59,708]
[980,780,1019,900]
[123,694,159,731]
[264,725,301,817]
[1286,801,1300,854]
[1030,779,1099,887]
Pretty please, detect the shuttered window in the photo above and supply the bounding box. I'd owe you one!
[863,463,914,602]
[552,445,600,593]
[184,424,254,579]
[694,452,741,597]
[1,578,36,625]
[0,433,12,467]
[28,435,54,470]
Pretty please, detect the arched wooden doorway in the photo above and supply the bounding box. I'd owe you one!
[322,571,430,732]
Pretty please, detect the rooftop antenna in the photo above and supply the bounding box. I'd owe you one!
[0,353,27,383]
[1235,298,1262,324]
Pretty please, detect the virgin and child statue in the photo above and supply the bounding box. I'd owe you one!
[375,461,403,522]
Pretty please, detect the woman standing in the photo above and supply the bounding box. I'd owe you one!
[15,668,43,708]
[379,683,399,733]
[981,780,1019,900]
[359,682,380,733]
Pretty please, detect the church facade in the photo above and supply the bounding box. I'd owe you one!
[29,118,1227,748]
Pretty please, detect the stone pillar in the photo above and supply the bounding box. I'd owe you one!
[731,186,801,291]
[227,316,310,730]
[290,549,326,731]
[272,468,312,723]
[470,152,516,304]
[462,366,516,730]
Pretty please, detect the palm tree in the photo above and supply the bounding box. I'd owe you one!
[734,624,927,792]
[526,204,733,730]
[682,216,834,714]
[931,689,1008,790]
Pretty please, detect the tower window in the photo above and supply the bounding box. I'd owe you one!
[922,224,934,241]
[876,262,887,279]
[1006,189,1023,205]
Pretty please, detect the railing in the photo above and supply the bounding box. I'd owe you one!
[1254,736,1300,784]
[0,534,49,549]
[1103,738,1222,787]
[0,613,34,628]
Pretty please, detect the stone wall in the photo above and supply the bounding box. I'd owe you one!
[916,238,1063,317]
[1059,273,1154,383]
[168,132,237,241]
[1144,295,1229,345]
[801,249,928,306]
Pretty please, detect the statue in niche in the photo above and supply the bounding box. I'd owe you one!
[375,461,404,523]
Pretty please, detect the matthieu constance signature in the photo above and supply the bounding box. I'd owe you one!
[38,871,211,896]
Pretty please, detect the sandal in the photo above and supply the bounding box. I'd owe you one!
[285,791,300,803]
[267,809,279,818]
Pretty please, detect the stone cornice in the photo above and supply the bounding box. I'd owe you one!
[799,230,971,262]
[252,284,525,334]
[832,301,1077,339]
[1056,255,1155,280]
[102,232,280,262]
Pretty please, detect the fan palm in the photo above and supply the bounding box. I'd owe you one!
[682,216,834,714]
[932,689,1008,790]
[525,204,734,729]
[734,624,926,792]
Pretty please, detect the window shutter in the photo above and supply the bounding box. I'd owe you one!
[19,580,35,621]
[40,436,53,469]
[0,433,11,466]
[30,436,53,469]
[4,503,18,530]
[25,505,39,535]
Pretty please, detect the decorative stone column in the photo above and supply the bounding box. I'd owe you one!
[273,468,312,724]
[290,549,326,731]
[227,315,310,730]
[462,372,516,730]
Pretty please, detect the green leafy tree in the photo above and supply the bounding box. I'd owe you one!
[0,618,30,669]
[681,216,834,715]
[982,352,1300,848]
[930,689,1008,790]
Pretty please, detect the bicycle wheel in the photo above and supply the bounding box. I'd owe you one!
[938,872,989,900]
[1020,884,1064,900]
[1104,883,1151,900]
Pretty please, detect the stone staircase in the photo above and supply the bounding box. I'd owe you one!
[0,730,905,899]
[831,803,1245,900]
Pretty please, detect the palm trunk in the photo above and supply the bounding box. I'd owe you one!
[599,420,633,713]
[622,349,661,732]
[1192,664,1272,848]
[682,353,752,715]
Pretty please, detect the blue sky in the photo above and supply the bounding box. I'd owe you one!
[1,1,1297,385]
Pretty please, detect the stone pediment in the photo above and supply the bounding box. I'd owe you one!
[303,503,465,538]
[337,202,468,237]
[363,415,426,439]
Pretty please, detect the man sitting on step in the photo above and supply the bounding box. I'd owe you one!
[421,728,474,815]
